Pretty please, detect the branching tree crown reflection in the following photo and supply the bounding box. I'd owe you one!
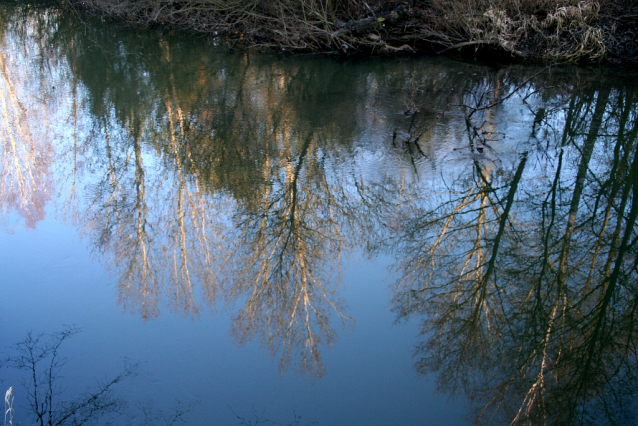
[2,7,637,418]
[390,75,638,425]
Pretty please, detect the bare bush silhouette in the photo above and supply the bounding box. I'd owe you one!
[3,327,135,426]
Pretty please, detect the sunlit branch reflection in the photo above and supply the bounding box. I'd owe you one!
[227,130,352,379]
[0,33,53,229]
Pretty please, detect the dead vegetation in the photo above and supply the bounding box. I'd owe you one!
[66,0,638,64]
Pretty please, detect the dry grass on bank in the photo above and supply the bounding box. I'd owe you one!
[427,0,606,60]
[68,0,638,64]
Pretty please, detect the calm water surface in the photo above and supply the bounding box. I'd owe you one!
[1,3,637,425]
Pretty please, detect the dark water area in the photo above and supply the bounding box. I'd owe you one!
[1,3,638,425]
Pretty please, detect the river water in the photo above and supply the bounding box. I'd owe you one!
[1,3,637,425]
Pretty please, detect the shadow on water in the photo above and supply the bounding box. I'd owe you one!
[1,2,637,424]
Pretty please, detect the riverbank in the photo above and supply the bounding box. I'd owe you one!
[65,0,637,66]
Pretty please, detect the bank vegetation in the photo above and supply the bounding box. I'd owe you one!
[64,0,638,65]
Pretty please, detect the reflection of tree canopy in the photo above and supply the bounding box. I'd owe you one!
[0,4,54,229]
[50,15,477,376]
[4,3,638,403]
[391,79,638,425]
[227,130,353,379]
[65,34,231,320]
[41,13,367,372]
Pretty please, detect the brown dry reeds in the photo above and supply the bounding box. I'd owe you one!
[431,0,608,61]
[67,0,638,64]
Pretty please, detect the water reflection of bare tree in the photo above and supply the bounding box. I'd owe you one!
[145,45,361,378]
[391,83,638,425]
[227,129,353,380]
[0,25,53,229]
[15,6,638,402]
[76,58,227,321]
[55,25,359,377]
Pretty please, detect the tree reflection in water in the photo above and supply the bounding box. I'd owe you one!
[390,79,638,425]
[227,132,353,379]
[1,4,637,423]
[0,7,53,230]
[49,19,361,376]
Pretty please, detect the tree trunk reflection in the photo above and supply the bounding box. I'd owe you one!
[391,83,638,425]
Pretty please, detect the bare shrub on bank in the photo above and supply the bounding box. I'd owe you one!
[73,0,368,51]
[67,0,637,63]
[2,327,191,426]
[3,327,134,426]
